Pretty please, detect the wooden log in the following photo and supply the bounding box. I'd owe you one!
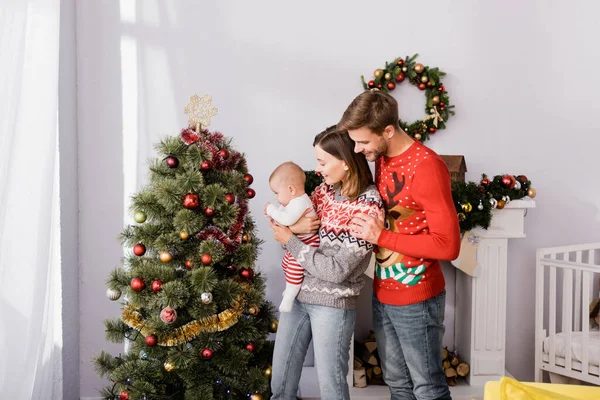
[353,367,367,388]
[442,360,451,370]
[354,356,364,370]
[442,348,449,360]
[445,367,457,379]
[364,339,377,354]
[446,377,457,387]
[457,362,470,377]
[450,356,460,366]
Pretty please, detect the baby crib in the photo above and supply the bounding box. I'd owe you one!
[535,242,600,386]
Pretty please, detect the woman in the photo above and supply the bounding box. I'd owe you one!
[268,126,383,400]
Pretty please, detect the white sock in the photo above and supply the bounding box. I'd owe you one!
[279,282,301,312]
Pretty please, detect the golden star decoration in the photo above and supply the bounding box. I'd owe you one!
[184,94,218,131]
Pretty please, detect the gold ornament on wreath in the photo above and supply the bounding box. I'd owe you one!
[361,54,455,143]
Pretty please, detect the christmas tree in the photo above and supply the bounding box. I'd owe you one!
[94,95,276,400]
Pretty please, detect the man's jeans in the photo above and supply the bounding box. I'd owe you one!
[373,291,451,400]
[270,300,355,400]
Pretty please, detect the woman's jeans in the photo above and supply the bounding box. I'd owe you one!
[372,291,451,400]
[270,299,355,400]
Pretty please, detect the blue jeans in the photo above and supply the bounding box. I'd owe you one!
[372,291,451,400]
[270,299,355,400]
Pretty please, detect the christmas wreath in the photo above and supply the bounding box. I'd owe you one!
[361,54,454,143]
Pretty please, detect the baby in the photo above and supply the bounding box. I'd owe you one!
[265,161,319,312]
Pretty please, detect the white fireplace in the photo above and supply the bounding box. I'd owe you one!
[298,199,535,399]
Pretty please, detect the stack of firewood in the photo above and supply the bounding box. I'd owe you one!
[442,347,470,386]
[353,331,385,386]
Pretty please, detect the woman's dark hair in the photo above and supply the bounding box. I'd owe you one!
[313,125,373,200]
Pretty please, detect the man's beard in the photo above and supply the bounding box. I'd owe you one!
[364,140,388,161]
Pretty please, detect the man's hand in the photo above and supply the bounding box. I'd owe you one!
[289,208,320,234]
[269,219,294,245]
[350,208,385,244]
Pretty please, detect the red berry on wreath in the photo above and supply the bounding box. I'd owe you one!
[183,193,199,209]
[204,207,215,217]
[246,188,256,198]
[246,343,255,352]
[418,83,426,90]
[440,106,445,111]
[386,82,396,91]
[165,156,179,168]
[439,102,445,107]
[151,280,163,292]
[429,127,437,133]
[201,253,212,265]
[225,193,235,204]
[145,334,158,347]
[438,85,445,92]
[218,149,229,159]
[243,173,254,185]
[200,160,211,171]
[201,347,214,359]
[395,73,405,82]
[131,277,145,292]
[133,243,146,256]
[367,80,375,88]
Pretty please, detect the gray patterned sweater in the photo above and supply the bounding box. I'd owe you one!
[286,183,383,310]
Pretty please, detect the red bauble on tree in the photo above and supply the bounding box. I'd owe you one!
[481,178,491,186]
[245,343,255,352]
[145,334,158,347]
[218,149,229,159]
[201,347,214,359]
[200,160,211,171]
[243,173,254,185]
[501,174,516,189]
[119,391,129,400]
[225,193,235,204]
[246,188,256,199]
[165,156,179,168]
[151,280,163,292]
[184,259,193,269]
[183,193,199,209]
[133,243,146,256]
[201,253,212,265]
[130,277,145,292]
[204,207,215,217]
[240,268,254,280]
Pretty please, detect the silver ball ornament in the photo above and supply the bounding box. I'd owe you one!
[106,288,121,301]
[201,292,213,304]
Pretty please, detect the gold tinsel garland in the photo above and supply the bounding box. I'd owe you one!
[122,297,245,346]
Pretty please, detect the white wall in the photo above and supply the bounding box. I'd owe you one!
[76,0,600,397]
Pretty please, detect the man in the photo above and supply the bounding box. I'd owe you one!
[338,90,460,400]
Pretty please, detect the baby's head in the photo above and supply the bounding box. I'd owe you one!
[269,162,306,206]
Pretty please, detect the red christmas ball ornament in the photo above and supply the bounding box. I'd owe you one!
[225,193,235,204]
[218,149,229,159]
[429,127,437,133]
[481,178,491,186]
[438,85,445,92]
[201,253,212,265]
[427,81,433,87]
[183,193,199,209]
[517,175,529,182]
[386,82,396,91]
[201,347,214,359]
[397,59,405,66]
[133,243,146,256]
[240,268,254,280]
[501,174,516,189]
[184,259,193,269]
[119,391,129,400]
[227,265,235,271]
[418,83,426,90]
[243,173,254,185]
[145,334,158,347]
[200,160,211,171]
[395,73,405,82]
[439,102,445,107]
[151,280,163,292]
[204,207,215,217]
[130,277,145,292]
[439,106,445,111]
[245,343,255,352]
[246,188,256,199]
[165,156,179,168]
[367,80,375,88]
[377,84,383,89]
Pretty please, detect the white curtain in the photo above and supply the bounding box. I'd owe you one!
[0,0,63,399]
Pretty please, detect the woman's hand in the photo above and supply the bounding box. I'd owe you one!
[264,202,271,218]
[269,219,294,245]
[289,208,320,234]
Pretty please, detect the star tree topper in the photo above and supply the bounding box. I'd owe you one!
[184,94,218,132]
